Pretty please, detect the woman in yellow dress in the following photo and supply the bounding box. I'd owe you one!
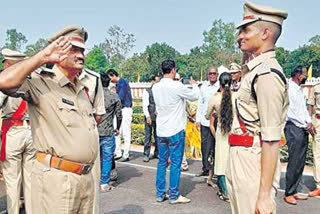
[185,100,202,159]
[206,72,234,202]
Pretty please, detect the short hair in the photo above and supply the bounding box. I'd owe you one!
[101,72,111,87]
[208,66,218,74]
[291,65,305,78]
[253,21,282,44]
[161,60,175,74]
[106,68,119,77]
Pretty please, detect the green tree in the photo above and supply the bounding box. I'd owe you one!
[275,47,290,77]
[25,38,48,56]
[99,25,136,66]
[309,35,320,46]
[85,47,110,73]
[118,53,151,82]
[144,42,180,76]
[4,29,27,51]
[201,19,241,66]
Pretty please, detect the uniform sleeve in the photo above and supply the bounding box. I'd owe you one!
[93,78,106,115]
[205,94,216,120]
[307,86,315,106]
[256,73,285,141]
[3,75,43,105]
[142,90,150,118]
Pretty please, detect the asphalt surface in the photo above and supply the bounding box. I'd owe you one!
[1,150,320,214]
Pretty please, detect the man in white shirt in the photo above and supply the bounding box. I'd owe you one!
[195,67,220,176]
[284,65,315,205]
[152,60,199,204]
[143,75,160,162]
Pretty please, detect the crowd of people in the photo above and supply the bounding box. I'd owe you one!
[0,1,320,214]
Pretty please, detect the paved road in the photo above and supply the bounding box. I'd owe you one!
[101,151,320,214]
[1,151,320,214]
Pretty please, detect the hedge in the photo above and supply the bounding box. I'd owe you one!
[131,123,145,145]
[280,140,314,165]
[132,113,145,124]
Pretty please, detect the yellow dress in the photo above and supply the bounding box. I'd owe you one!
[185,101,202,159]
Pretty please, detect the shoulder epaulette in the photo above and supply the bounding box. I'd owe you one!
[34,66,54,75]
[84,68,100,78]
[251,67,287,102]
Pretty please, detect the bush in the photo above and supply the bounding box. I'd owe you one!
[280,139,314,166]
[133,99,143,113]
[132,113,145,124]
[133,105,143,113]
[131,123,145,145]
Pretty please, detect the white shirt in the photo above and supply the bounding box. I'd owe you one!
[142,89,150,118]
[196,80,220,127]
[286,79,311,128]
[152,78,200,137]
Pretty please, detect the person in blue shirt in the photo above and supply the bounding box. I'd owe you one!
[107,69,133,162]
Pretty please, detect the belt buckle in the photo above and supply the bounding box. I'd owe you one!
[81,164,92,175]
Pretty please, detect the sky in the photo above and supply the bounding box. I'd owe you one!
[1,0,319,56]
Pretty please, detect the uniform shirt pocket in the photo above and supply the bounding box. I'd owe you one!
[57,101,81,127]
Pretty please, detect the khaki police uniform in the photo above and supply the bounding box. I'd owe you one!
[226,2,288,214]
[307,84,320,189]
[79,68,105,214]
[0,49,36,214]
[6,26,99,214]
[229,63,242,92]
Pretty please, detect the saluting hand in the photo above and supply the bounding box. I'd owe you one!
[41,36,72,64]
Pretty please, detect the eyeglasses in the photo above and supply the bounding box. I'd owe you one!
[208,72,217,76]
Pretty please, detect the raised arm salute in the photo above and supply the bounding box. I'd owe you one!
[0,25,100,214]
[0,36,71,90]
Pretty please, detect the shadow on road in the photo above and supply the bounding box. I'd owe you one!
[105,204,144,214]
[113,165,143,187]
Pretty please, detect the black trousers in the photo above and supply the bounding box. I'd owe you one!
[143,118,159,157]
[200,125,215,173]
[284,121,309,196]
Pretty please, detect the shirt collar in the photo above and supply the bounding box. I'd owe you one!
[52,65,82,89]
[161,77,174,82]
[246,50,276,71]
[78,69,88,81]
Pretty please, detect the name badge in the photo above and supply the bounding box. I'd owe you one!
[62,98,74,106]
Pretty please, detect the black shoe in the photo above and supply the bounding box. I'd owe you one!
[196,171,209,177]
[114,154,122,160]
[152,153,159,159]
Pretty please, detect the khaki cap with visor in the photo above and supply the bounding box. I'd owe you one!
[48,25,88,49]
[1,48,26,63]
[237,1,288,29]
[229,63,241,74]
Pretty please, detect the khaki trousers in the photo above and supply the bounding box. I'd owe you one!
[312,117,320,188]
[226,137,280,214]
[31,160,94,214]
[1,125,36,214]
[92,146,101,214]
